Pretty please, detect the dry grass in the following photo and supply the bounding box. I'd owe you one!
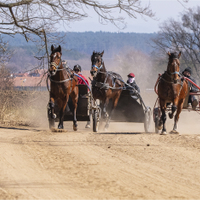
[0,89,49,127]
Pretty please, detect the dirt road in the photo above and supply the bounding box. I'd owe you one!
[0,110,200,200]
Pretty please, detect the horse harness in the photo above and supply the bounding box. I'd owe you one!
[92,71,124,90]
[47,62,75,93]
[159,71,187,96]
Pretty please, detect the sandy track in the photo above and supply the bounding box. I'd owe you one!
[0,114,200,200]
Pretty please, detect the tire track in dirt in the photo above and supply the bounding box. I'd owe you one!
[0,125,200,199]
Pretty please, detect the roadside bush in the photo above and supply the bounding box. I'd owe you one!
[0,90,48,127]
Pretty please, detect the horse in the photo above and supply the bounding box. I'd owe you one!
[156,51,188,134]
[48,45,79,130]
[90,51,124,129]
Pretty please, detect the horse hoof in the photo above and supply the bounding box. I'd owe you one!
[52,113,57,119]
[104,123,109,130]
[103,112,108,119]
[85,123,91,128]
[170,130,179,134]
[58,125,63,129]
[73,125,77,131]
[160,131,167,135]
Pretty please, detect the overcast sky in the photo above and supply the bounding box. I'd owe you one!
[62,0,199,33]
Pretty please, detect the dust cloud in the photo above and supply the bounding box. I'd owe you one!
[13,48,200,135]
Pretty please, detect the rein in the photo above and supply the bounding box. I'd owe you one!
[48,75,72,83]
[47,65,73,93]
[154,72,185,96]
[93,70,124,90]
[48,58,73,83]
[92,57,124,89]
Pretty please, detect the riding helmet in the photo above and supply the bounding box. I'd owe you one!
[127,73,135,78]
[73,64,82,72]
[184,67,192,75]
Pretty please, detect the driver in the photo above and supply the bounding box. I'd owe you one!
[126,73,140,100]
[182,67,198,110]
[73,64,89,86]
[73,64,91,128]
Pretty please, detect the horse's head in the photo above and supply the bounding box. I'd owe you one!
[90,51,104,77]
[167,51,181,83]
[49,45,62,76]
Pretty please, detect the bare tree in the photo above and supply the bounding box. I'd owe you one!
[0,1,155,39]
[151,6,200,78]
[0,36,13,64]
[0,36,14,90]
[0,0,190,71]
[0,0,157,70]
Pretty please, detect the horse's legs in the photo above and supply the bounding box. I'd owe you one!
[105,95,120,129]
[57,98,65,129]
[159,99,167,134]
[49,96,56,119]
[102,98,109,119]
[168,105,177,119]
[171,99,184,133]
[70,89,78,131]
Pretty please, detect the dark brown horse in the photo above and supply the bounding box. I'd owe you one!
[156,51,188,134]
[48,45,79,130]
[90,51,124,129]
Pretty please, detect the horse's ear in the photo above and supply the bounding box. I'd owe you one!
[51,45,54,52]
[167,52,171,56]
[93,51,95,55]
[101,50,104,57]
[178,51,181,58]
[58,45,62,54]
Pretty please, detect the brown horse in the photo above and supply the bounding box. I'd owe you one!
[156,51,188,134]
[90,51,124,129]
[48,45,79,130]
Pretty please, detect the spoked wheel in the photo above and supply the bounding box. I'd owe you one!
[144,106,151,132]
[93,107,101,132]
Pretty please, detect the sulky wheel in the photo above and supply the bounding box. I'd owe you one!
[144,106,151,133]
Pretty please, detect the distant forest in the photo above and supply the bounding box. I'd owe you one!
[3,31,157,72]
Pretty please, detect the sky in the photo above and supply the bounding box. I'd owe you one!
[63,0,199,33]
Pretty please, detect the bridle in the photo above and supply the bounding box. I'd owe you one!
[92,55,103,69]
[92,60,103,71]
[50,59,62,74]
[167,58,180,74]
[48,53,72,83]
[91,55,104,77]
[166,58,180,83]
